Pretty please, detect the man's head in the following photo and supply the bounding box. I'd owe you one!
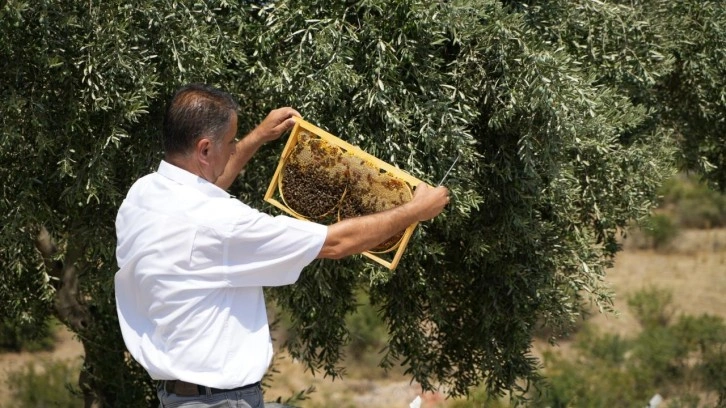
[163,83,240,183]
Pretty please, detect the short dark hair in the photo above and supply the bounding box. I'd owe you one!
[162,83,239,156]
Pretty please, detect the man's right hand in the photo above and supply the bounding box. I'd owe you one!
[408,183,450,222]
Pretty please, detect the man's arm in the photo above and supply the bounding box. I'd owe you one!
[318,183,449,259]
[216,107,300,190]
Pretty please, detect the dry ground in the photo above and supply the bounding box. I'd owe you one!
[1,229,724,407]
[590,228,726,336]
[0,327,84,404]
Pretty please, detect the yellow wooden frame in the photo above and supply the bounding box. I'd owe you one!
[264,117,423,270]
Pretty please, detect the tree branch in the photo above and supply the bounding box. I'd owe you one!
[34,225,90,332]
[35,225,63,278]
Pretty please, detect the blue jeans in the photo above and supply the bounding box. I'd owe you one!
[157,382,266,408]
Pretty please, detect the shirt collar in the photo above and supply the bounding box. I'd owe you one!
[157,160,232,199]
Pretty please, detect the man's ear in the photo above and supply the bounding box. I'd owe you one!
[195,137,212,165]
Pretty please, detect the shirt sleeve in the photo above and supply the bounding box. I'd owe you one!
[190,207,328,287]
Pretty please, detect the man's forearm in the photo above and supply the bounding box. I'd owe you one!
[318,202,420,259]
[217,107,300,190]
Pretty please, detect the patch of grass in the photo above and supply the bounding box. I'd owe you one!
[4,359,83,408]
[530,287,726,407]
[642,213,680,250]
[659,174,726,229]
[0,318,58,353]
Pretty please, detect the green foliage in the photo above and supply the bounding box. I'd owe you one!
[641,213,680,250]
[260,0,674,398]
[0,0,260,405]
[627,286,675,329]
[448,386,513,408]
[521,0,726,191]
[266,385,316,408]
[345,290,388,362]
[531,287,726,406]
[5,359,84,408]
[1,0,723,404]
[659,174,726,228]
[632,173,725,250]
[0,318,57,353]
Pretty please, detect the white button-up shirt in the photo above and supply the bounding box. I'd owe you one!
[115,160,327,389]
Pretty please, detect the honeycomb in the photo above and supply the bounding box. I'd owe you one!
[278,131,412,252]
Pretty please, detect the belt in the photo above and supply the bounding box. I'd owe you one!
[163,379,260,397]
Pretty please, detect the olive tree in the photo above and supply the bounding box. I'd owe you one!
[518,0,726,190]
[252,0,674,398]
[0,0,720,406]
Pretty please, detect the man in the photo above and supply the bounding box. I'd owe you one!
[114,83,449,407]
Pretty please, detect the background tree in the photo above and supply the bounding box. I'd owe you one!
[517,0,726,190]
[0,0,721,405]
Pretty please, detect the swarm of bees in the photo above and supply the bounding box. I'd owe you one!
[280,134,347,220]
[279,131,412,252]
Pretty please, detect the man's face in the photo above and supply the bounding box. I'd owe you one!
[209,111,238,183]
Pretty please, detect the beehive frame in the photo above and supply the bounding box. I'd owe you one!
[264,117,423,270]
